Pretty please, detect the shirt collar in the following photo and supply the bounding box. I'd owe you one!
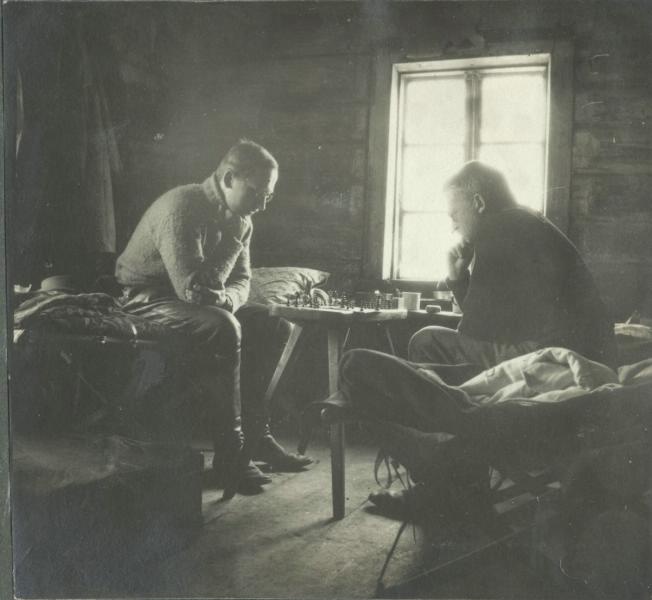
[202,172,228,213]
[202,172,250,225]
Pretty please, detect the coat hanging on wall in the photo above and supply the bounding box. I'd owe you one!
[12,7,121,286]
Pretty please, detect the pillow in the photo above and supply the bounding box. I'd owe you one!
[249,267,330,305]
[615,323,652,340]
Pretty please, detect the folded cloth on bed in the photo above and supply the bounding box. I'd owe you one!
[15,291,117,324]
[14,290,172,341]
[418,347,652,408]
[457,347,620,405]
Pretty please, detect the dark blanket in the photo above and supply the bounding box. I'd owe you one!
[14,290,171,341]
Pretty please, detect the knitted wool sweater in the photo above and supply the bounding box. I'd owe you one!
[115,174,251,312]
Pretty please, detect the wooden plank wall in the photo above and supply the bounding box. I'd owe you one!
[569,5,652,317]
[101,3,369,289]
[30,2,650,318]
[361,1,652,318]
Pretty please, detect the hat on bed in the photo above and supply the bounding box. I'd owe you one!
[40,275,77,293]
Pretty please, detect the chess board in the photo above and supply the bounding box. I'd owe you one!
[269,304,408,323]
[282,288,401,310]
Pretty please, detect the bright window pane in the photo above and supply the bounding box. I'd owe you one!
[480,72,547,143]
[389,59,550,281]
[402,75,466,145]
[397,213,455,280]
[478,143,545,211]
[399,145,465,211]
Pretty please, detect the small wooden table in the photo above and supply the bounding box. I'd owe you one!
[405,308,461,327]
[263,305,408,519]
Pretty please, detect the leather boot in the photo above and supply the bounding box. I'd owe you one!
[365,420,455,484]
[213,417,271,499]
[211,351,271,498]
[366,420,490,520]
[253,423,313,471]
[368,483,445,521]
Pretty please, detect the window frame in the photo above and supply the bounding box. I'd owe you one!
[363,41,574,286]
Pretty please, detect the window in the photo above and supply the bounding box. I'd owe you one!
[383,55,551,282]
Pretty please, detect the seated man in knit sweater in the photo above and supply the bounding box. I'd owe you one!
[115,139,311,498]
[339,160,616,515]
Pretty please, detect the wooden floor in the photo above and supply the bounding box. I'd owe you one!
[130,431,579,599]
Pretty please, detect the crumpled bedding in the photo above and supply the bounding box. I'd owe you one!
[420,347,652,407]
[14,290,172,341]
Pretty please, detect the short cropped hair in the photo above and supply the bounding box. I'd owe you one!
[444,161,517,212]
[216,139,278,180]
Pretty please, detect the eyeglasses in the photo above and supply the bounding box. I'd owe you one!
[255,189,275,204]
[244,182,274,204]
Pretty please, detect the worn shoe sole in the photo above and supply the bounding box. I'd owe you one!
[367,483,448,522]
[254,452,314,472]
[254,435,314,471]
[214,461,273,497]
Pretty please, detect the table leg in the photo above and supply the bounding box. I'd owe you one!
[378,322,397,356]
[328,328,347,520]
[262,322,305,409]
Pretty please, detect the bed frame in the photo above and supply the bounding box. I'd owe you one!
[320,379,652,598]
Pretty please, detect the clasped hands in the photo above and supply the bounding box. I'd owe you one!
[185,281,228,307]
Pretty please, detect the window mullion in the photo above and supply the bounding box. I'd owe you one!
[391,75,407,280]
[467,71,481,160]
[464,72,474,161]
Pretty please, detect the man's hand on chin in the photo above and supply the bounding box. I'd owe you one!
[447,240,474,281]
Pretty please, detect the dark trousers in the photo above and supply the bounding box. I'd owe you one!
[338,348,586,469]
[121,292,290,448]
[339,348,482,436]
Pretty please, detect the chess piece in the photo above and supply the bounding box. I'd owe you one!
[374,290,381,310]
